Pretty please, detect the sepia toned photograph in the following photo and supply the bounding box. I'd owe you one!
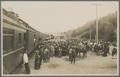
[1,1,119,76]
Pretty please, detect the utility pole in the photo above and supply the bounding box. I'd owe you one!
[90,28,92,41]
[91,3,100,44]
[96,4,99,44]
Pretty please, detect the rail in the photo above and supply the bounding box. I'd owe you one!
[3,47,24,57]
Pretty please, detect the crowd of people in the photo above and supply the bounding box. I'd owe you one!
[33,38,117,70]
[22,38,117,74]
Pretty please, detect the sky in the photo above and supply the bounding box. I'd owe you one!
[2,1,118,34]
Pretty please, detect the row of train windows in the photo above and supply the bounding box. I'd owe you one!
[3,34,25,53]
[3,31,26,53]
[3,29,37,53]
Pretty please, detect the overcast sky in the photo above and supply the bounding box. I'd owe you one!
[2,1,118,34]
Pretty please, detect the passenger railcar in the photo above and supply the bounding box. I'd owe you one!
[3,9,45,74]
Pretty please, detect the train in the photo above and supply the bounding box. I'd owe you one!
[3,8,47,74]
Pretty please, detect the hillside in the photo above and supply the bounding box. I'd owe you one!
[63,12,117,42]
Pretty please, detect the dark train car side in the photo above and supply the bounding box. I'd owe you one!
[3,9,27,74]
[3,9,45,74]
[27,26,39,55]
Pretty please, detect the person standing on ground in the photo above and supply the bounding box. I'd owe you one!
[39,45,43,69]
[109,43,114,55]
[34,49,40,70]
[23,49,30,74]
[112,44,117,57]
[69,47,72,61]
[71,47,76,64]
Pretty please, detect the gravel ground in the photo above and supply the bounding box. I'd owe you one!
[29,52,117,75]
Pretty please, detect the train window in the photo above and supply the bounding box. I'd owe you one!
[24,33,26,41]
[3,28,14,53]
[3,36,14,53]
[19,33,22,44]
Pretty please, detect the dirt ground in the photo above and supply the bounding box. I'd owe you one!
[29,52,117,75]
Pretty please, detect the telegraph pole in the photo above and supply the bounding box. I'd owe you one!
[90,28,91,41]
[91,3,99,44]
[96,4,99,44]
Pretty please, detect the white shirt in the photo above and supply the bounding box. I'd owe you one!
[44,48,48,53]
[23,53,28,64]
[34,38,36,42]
[69,48,72,54]
[109,45,113,54]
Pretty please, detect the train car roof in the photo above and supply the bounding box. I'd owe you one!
[3,8,19,20]
[3,8,49,35]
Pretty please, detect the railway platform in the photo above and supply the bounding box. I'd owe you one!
[15,52,117,75]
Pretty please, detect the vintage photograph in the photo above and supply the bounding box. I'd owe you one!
[1,1,119,76]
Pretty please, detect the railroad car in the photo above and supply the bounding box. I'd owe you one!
[3,9,46,74]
